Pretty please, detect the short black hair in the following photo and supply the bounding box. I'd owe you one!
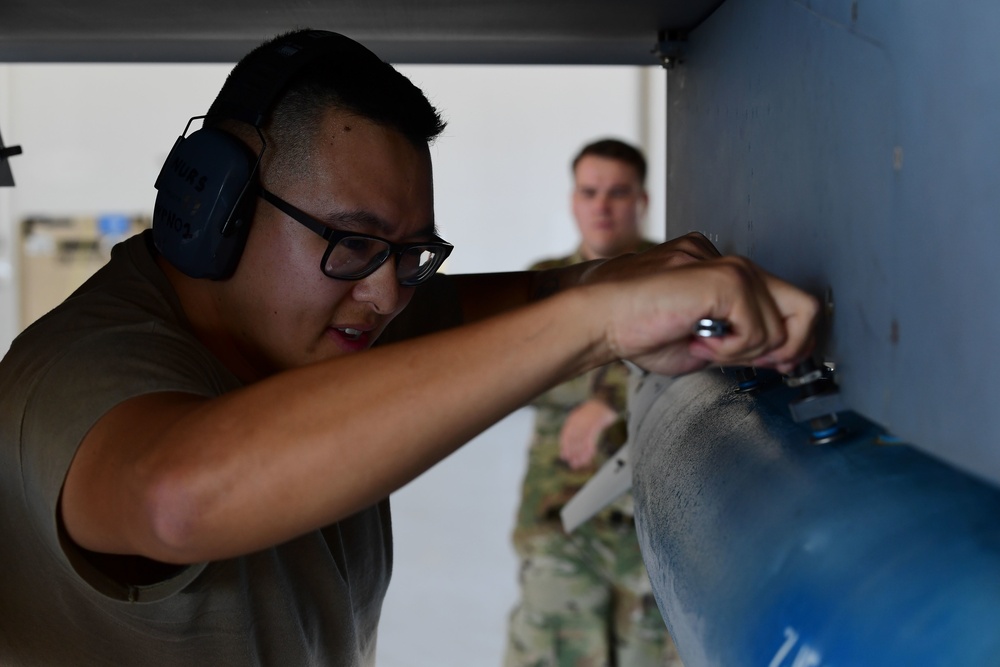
[206,29,446,182]
[572,138,647,185]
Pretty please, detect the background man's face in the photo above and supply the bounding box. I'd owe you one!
[571,155,647,260]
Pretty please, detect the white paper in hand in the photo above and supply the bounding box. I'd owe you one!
[560,442,633,533]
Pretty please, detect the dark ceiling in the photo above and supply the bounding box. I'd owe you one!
[0,0,724,64]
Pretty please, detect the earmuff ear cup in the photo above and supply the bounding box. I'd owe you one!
[152,128,258,280]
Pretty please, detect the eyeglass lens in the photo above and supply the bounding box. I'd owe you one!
[324,237,443,284]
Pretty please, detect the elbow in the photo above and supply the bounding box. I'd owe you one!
[140,467,218,565]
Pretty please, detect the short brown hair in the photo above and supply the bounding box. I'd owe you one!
[572,138,646,185]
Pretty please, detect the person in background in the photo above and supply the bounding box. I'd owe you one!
[505,138,683,666]
[0,29,817,666]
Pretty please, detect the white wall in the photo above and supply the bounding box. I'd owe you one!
[0,63,664,352]
[0,63,233,350]
[0,66,13,348]
[403,65,666,274]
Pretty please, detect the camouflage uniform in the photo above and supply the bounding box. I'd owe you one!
[504,246,683,667]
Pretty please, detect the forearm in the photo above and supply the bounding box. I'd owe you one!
[443,233,713,324]
[448,261,604,323]
[72,286,611,564]
[380,261,606,340]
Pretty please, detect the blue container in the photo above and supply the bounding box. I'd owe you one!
[630,369,1000,667]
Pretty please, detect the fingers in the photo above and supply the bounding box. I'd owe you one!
[581,232,722,289]
[597,251,819,378]
[750,274,820,372]
[687,258,819,371]
[646,232,723,269]
[667,231,724,260]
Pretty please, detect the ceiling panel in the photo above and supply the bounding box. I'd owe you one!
[0,0,724,64]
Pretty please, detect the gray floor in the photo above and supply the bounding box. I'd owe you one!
[377,408,534,667]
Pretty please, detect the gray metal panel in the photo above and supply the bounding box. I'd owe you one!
[0,0,723,64]
[667,0,1000,487]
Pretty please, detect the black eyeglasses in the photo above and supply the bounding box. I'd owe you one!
[258,187,453,286]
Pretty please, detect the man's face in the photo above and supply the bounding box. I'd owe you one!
[214,109,436,379]
[571,154,647,260]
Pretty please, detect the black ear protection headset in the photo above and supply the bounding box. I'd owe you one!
[152,30,356,280]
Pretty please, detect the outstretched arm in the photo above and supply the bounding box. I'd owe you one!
[448,231,722,324]
[62,235,817,566]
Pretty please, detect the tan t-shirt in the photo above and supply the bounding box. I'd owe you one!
[0,231,391,666]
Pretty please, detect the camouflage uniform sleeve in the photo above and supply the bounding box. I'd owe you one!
[588,361,630,414]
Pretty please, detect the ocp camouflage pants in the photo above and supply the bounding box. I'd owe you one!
[504,521,683,667]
